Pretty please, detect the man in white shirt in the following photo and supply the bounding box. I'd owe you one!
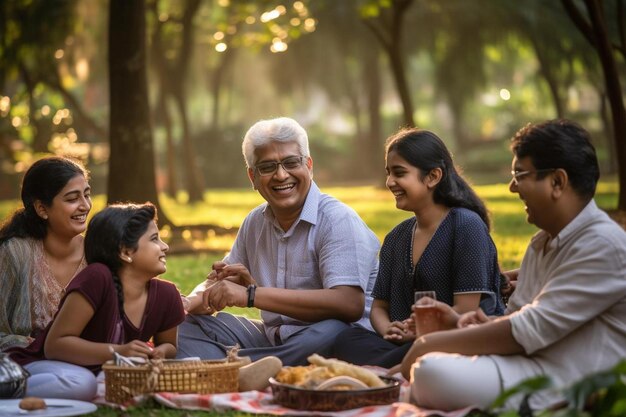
[399,119,626,411]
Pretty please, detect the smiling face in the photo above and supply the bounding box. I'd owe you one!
[509,156,554,230]
[247,140,313,222]
[37,174,92,239]
[126,221,169,277]
[385,150,431,213]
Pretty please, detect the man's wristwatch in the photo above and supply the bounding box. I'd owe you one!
[246,284,257,308]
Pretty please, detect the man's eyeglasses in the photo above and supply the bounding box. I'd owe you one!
[510,168,555,185]
[254,156,305,176]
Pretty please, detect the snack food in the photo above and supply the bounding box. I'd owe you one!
[275,355,386,390]
[307,354,386,388]
[19,397,47,410]
[270,376,401,411]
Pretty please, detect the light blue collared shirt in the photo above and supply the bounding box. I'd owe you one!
[224,181,380,342]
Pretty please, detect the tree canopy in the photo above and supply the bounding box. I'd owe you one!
[1,0,625,211]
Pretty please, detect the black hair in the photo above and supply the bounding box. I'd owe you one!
[386,128,490,229]
[0,156,89,245]
[511,119,599,200]
[84,202,157,316]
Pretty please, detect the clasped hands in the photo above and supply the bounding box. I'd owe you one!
[185,261,257,315]
[384,298,492,343]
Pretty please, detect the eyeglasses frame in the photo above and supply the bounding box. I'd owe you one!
[254,155,306,176]
[510,168,556,185]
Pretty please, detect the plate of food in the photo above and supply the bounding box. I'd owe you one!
[0,398,97,416]
[269,354,401,411]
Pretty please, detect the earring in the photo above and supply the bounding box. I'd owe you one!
[42,214,48,220]
[125,256,133,263]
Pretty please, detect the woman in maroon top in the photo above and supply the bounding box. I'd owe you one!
[8,202,185,400]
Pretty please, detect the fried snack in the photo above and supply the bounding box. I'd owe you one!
[307,354,386,388]
[300,366,334,389]
[19,397,47,411]
[275,365,315,385]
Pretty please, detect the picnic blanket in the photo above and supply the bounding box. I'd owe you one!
[95,374,479,417]
[153,390,479,417]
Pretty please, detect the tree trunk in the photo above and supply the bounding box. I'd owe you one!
[599,92,617,174]
[562,0,626,209]
[172,0,204,202]
[155,91,178,197]
[149,6,178,198]
[362,0,415,128]
[389,0,415,127]
[529,35,565,118]
[388,46,414,127]
[108,0,172,225]
[173,89,204,202]
[19,64,49,153]
[211,47,236,131]
[365,46,383,182]
[584,0,626,209]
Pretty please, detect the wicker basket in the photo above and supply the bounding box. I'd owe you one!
[103,359,242,404]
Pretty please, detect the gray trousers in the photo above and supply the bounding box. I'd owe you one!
[176,312,349,366]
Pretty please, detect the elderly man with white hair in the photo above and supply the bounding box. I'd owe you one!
[177,117,380,366]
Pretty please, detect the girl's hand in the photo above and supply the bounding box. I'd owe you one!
[184,294,215,315]
[116,340,154,358]
[150,344,172,359]
[382,320,415,343]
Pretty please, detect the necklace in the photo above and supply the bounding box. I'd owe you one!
[65,251,85,288]
[42,245,85,291]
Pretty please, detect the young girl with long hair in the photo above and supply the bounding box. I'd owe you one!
[0,156,91,351]
[8,202,185,400]
[333,128,505,367]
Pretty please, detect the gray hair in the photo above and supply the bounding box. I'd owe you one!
[242,117,310,168]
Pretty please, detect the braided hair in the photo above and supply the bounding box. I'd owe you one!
[84,202,157,317]
[0,156,89,245]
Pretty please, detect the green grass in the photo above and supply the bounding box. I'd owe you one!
[0,182,619,416]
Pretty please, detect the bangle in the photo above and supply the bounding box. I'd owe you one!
[246,284,257,308]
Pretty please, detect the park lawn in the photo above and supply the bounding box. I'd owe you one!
[0,182,619,416]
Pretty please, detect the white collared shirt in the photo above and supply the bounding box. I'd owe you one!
[503,200,626,386]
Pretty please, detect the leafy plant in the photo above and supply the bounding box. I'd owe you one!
[483,360,626,417]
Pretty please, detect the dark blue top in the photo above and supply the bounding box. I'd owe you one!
[372,207,505,322]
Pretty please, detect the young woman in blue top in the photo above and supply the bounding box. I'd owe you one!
[333,128,504,367]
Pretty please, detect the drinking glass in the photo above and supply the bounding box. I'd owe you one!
[413,291,439,336]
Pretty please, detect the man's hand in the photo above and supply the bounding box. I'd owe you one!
[457,308,491,328]
[203,279,249,311]
[501,269,519,301]
[411,297,460,331]
[211,262,257,287]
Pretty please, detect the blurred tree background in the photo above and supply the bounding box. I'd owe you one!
[1,0,625,214]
